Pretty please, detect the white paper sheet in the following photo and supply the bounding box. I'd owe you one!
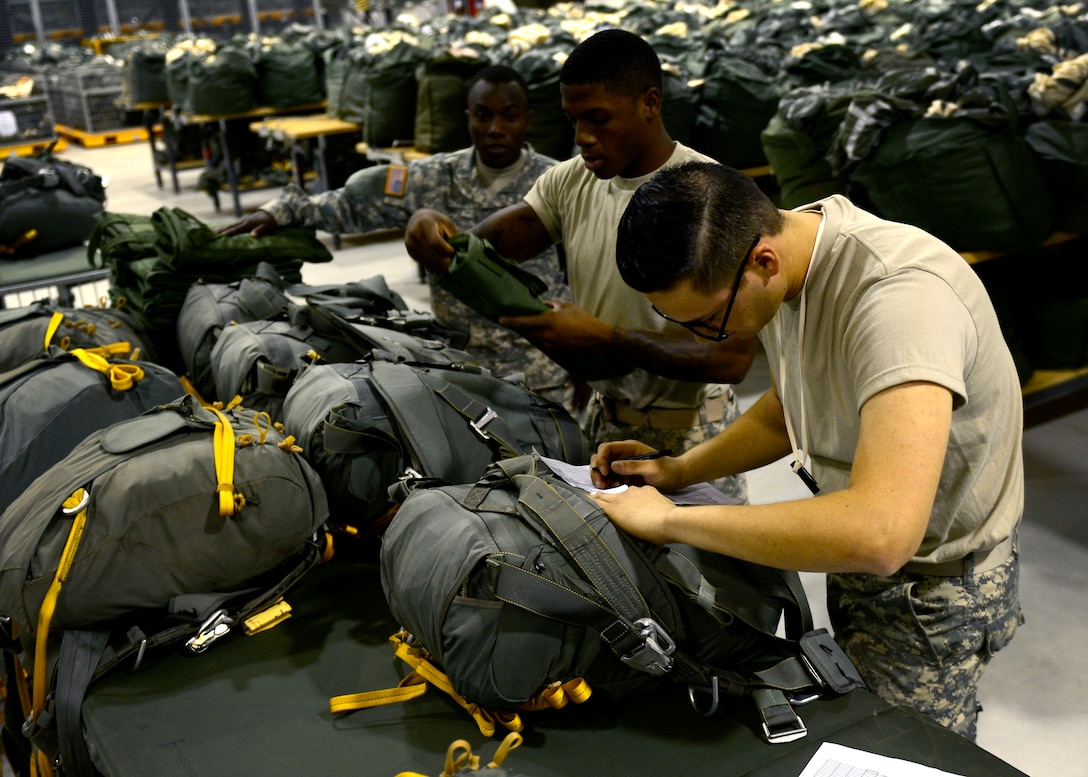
[798,742,966,777]
[538,453,740,506]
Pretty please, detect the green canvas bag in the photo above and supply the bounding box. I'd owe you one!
[281,355,590,549]
[176,263,292,401]
[0,394,329,776]
[0,346,184,513]
[0,298,155,373]
[364,42,422,148]
[436,234,632,382]
[848,117,1055,254]
[359,454,862,741]
[184,45,257,116]
[1024,119,1088,234]
[0,147,106,259]
[414,52,486,154]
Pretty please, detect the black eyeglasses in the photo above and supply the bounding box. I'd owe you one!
[652,234,760,342]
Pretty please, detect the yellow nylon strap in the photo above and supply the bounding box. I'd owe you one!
[44,312,64,350]
[328,669,430,713]
[32,488,90,722]
[328,632,523,738]
[207,405,242,517]
[441,740,479,777]
[487,732,524,769]
[69,347,145,391]
[519,677,592,712]
[0,228,37,255]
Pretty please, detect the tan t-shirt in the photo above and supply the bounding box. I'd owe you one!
[524,142,723,408]
[762,195,1023,563]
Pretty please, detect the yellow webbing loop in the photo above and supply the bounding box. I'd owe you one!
[253,412,273,444]
[0,228,37,255]
[487,732,523,768]
[441,740,479,776]
[277,434,303,454]
[69,346,144,391]
[44,312,64,350]
[207,405,244,517]
[392,732,523,777]
[518,677,592,711]
[32,489,90,724]
[328,631,524,738]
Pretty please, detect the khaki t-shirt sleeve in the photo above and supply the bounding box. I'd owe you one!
[522,165,564,244]
[846,271,972,411]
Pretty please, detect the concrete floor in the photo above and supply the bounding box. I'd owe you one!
[4,137,1085,777]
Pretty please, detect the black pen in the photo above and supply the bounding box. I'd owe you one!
[622,449,672,461]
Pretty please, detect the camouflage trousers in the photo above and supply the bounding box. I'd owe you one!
[827,544,1023,740]
[584,390,748,504]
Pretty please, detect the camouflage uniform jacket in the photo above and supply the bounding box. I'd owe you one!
[259,146,571,395]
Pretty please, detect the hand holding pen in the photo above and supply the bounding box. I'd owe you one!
[589,442,673,490]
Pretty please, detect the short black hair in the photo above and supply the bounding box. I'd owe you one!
[560,28,662,97]
[469,64,530,100]
[617,162,785,295]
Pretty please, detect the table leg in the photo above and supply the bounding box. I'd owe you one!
[145,109,163,190]
[218,117,243,218]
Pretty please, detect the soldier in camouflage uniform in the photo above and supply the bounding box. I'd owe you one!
[219,65,572,407]
[592,164,1024,740]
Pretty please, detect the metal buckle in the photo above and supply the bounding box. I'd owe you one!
[762,716,808,744]
[185,609,234,654]
[619,617,675,676]
[688,675,720,716]
[470,407,498,440]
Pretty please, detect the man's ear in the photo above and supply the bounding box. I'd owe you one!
[752,242,782,281]
[641,87,662,120]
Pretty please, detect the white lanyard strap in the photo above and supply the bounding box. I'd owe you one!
[774,214,824,495]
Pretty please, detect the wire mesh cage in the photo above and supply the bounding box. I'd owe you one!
[46,60,132,133]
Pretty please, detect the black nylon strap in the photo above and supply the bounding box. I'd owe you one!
[491,561,643,657]
[418,372,522,458]
[55,629,111,777]
[514,474,649,621]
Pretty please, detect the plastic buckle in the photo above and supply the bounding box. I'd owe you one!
[185,609,234,654]
[620,617,675,676]
[762,716,808,744]
[470,407,498,440]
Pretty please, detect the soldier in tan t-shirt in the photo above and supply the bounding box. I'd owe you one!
[405,30,756,501]
[591,163,1024,741]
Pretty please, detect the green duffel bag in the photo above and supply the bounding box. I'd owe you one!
[1024,119,1088,235]
[849,117,1054,254]
[436,234,631,381]
[0,346,185,512]
[327,45,370,124]
[661,69,698,147]
[176,263,292,401]
[149,206,332,271]
[254,40,323,109]
[282,353,590,553]
[414,52,487,153]
[0,394,329,775]
[122,45,169,105]
[690,53,783,169]
[0,148,106,259]
[185,46,257,116]
[364,42,422,148]
[761,113,845,208]
[512,48,575,161]
[366,454,862,739]
[0,298,155,373]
